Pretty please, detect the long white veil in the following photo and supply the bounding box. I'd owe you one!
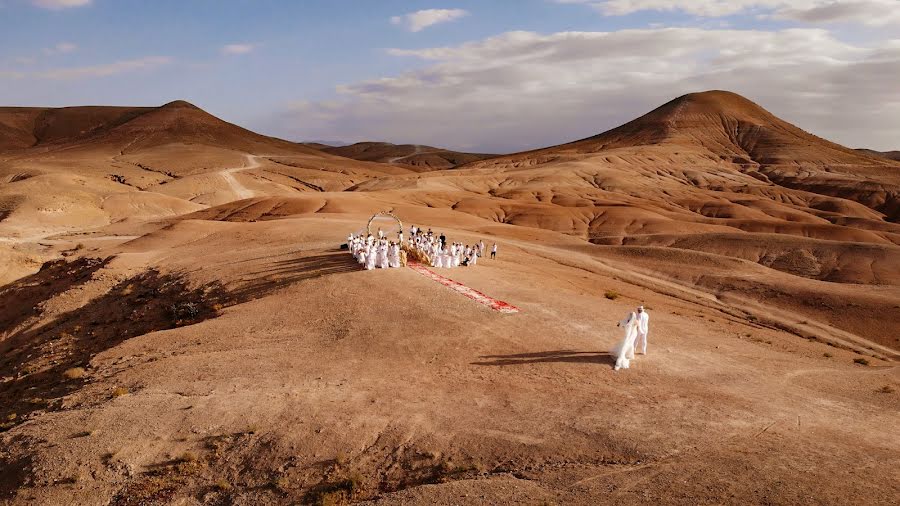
[611,312,639,370]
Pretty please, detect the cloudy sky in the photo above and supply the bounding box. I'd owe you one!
[1,0,898,152]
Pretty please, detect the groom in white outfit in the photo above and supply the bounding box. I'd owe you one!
[635,306,649,355]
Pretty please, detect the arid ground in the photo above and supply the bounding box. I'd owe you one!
[1,91,898,505]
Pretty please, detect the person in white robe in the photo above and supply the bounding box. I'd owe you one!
[611,311,639,370]
[433,247,444,268]
[379,243,389,269]
[365,245,376,270]
[634,306,650,355]
[389,242,401,268]
[442,249,451,268]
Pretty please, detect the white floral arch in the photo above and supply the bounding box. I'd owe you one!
[366,211,403,237]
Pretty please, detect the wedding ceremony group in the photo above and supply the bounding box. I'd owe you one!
[346,215,497,271]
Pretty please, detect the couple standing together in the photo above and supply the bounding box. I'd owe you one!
[611,306,649,370]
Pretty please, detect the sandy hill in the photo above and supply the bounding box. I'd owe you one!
[0,90,898,505]
[0,101,323,156]
[0,101,411,283]
[465,91,900,220]
[856,148,900,161]
[323,141,497,171]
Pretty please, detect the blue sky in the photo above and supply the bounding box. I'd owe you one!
[1,0,899,152]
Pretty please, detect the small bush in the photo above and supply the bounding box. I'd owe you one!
[214,479,232,491]
[823,352,832,358]
[853,358,870,366]
[179,452,198,463]
[876,385,895,394]
[169,302,200,323]
[274,476,291,492]
[604,290,620,300]
[112,386,129,398]
[63,367,86,380]
[310,473,364,505]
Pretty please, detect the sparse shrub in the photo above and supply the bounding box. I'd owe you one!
[823,352,833,358]
[876,385,895,394]
[274,476,291,492]
[169,302,200,323]
[310,473,364,505]
[214,478,232,491]
[854,358,870,366]
[72,430,93,438]
[112,386,129,398]
[318,490,346,506]
[604,290,620,300]
[747,315,758,321]
[179,452,198,463]
[63,367,86,380]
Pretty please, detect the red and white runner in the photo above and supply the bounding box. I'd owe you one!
[407,262,520,313]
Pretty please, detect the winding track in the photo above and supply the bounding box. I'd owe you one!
[220,154,260,199]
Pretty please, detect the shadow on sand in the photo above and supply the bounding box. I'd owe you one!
[471,349,616,367]
[227,249,362,302]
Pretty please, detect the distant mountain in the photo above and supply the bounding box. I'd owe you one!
[464,90,900,220]
[856,149,900,162]
[322,141,497,171]
[0,101,319,156]
[301,140,350,149]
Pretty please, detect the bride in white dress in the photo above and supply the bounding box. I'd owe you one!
[611,310,639,370]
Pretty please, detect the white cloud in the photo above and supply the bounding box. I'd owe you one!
[35,56,172,79]
[222,43,257,55]
[275,28,900,152]
[557,1,900,26]
[390,8,469,32]
[43,41,78,55]
[31,0,91,9]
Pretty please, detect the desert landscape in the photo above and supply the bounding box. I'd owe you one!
[0,87,897,505]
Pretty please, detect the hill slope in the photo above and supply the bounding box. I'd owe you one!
[323,141,497,171]
[856,148,900,161]
[0,101,323,156]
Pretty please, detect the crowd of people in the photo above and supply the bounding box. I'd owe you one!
[347,224,499,270]
[347,231,404,270]
[406,225,496,268]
